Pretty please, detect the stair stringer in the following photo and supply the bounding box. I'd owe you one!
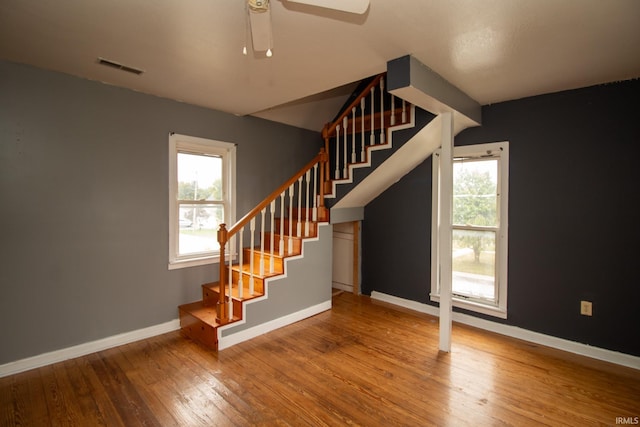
[333,114,452,209]
[325,104,417,204]
[216,222,332,350]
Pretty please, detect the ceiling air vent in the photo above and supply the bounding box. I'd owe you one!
[97,57,145,75]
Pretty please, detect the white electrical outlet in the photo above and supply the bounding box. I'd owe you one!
[580,300,593,316]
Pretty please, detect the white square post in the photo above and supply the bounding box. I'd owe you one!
[438,112,454,352]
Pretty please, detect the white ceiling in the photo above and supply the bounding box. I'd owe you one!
[1,0,639,131]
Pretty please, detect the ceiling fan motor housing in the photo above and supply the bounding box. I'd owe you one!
[248,0,269,12]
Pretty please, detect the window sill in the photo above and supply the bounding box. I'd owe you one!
[168,255,220,270]
[430,293,507,319]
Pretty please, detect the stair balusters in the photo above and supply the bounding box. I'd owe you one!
[189,71,415,341]
[323,73,411,187]
[214,152,326,323]
[213,72,412,324]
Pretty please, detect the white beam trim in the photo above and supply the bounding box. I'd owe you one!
[387,55,481,132]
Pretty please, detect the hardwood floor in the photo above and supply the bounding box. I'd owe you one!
[2,292,639,426]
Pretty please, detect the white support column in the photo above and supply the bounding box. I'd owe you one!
[360,98,365,161]
[439,112,454,353]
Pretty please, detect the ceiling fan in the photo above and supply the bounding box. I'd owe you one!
[245,0,370,57]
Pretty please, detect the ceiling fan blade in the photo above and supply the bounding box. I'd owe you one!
[287,0,369,14]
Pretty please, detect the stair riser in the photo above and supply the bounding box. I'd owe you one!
[179,309,218,351]
[291,207,329,222]
[262,232,304,253]
[230,271,266,294]
[241,250,285,273]
[201,286,245,313]
[272,220,318,240]
[203,281,264,305]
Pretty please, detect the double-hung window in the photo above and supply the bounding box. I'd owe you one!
[168,133,236,269]
[431,141,509,318]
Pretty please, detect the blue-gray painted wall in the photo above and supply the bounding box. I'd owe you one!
[0,60,321,365]
[362,78,640,357]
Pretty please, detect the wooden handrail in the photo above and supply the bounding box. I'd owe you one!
[215,148,327,322]
[322,73,384,140]
[226,149,326,237]
[321,73,385,186]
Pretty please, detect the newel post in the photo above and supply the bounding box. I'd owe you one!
[216,223,229,323]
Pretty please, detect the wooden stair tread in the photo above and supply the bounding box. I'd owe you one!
[232,266,282,279]
[203,282,265,301]
[248,245,302,257]
[178,300,241,326]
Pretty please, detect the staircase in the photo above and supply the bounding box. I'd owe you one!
[178,72,422,351]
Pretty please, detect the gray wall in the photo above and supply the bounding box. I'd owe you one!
[221,223,333,338]
[0,60,321,365]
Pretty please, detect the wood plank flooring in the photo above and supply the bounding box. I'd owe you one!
[2,292,639,426]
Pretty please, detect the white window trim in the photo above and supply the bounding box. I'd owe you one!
[430,141,509,318]
[168,133,236,270]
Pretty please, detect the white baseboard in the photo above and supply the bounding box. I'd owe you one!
[0,319,181,378]
[371,291,640,370]
[218,300,332,350]
[332,282,354,293]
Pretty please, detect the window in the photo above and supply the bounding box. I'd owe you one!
[169,133,236,269]
[431,141,509,318]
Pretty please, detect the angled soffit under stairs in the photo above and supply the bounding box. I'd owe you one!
[333,55,481,210]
